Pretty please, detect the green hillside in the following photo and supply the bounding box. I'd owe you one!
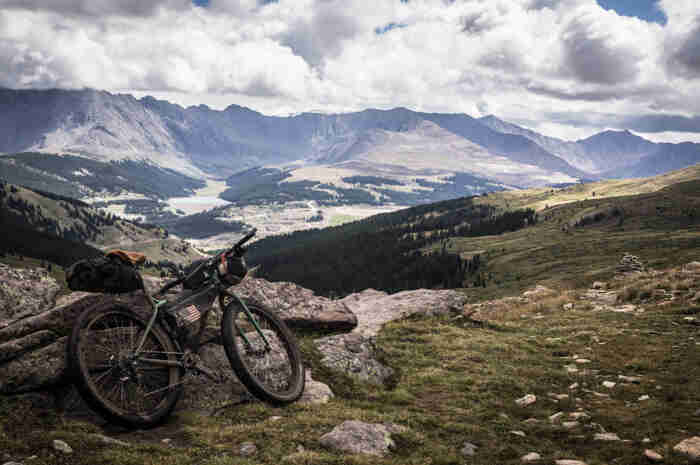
[249,165,700,300]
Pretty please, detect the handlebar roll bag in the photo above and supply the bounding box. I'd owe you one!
[218,254,247,286]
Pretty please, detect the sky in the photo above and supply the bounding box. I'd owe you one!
[1,0,700,143]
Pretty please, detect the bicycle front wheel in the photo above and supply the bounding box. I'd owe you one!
[67,305,183,428]
[222,300,305,405]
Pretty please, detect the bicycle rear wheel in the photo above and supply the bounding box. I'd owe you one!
[222,300,305,405]
[67,305,183,428]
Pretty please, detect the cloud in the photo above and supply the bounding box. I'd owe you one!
[0,0,697,143]
[559,5,645,84]
[0,0,191,17]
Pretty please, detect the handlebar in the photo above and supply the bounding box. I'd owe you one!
[235,228,257,249]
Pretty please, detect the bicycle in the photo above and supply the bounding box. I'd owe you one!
[66,229,305,428]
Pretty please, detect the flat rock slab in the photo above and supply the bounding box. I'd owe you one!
[315,288,468,383]
[233,278,357,331]
[338,288,468,338]
[319,420,406,456]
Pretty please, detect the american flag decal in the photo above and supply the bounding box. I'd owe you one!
[183,304,201,323]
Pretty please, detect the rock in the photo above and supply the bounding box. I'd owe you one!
[319,421,406,456]
[618,375,641,383]
[176,343,248,410]
[338,287,468,338]
[563,303,574,310]
[510,430,526,437]
[575,358,591,364]
[0,276,355,404]
[569,412,590,420]
[516,394,537,406]
[315,333,393,384]
[642,437,651,443]
[602,381,616,388]
[52,439,73,454]
[549,412,564,422]
[161,438,172,445]
[233,278,357,331]
[89,434,130,447]
[522,285,555,300]
[0,336,66,394]
[683,261,700,272]
[461,442,478,457]
[0,264,60,328]
[314,287,466,383]
[521,452,541,462]
[592,281,606,290]
[673,436,700,461]
[299,370,334,405]
[2,462,24,465]
[617,254,646,273]
[239,442,257,457]
[562,421,579,429]
[555,460,587,465]
[644,449,663,462]
[594,433,620,441]
[638,394,650,401]
[569,382,579,390]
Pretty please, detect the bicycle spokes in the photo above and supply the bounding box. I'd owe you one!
[80,312,178,415]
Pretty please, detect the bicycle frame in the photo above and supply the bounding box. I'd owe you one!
[132,271,272,372]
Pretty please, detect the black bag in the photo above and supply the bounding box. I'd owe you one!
[182,259,212,290]
[218,254,247,286]
[66,255,143,294]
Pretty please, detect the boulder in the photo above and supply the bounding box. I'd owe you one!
[0,264,61,328]
[319,420,406,456]
[674,437,700,462]
[232,278,357,331]
[0,274,357,411]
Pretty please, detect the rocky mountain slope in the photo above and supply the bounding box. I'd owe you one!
[479,115,700,177]
[0,89,615,191]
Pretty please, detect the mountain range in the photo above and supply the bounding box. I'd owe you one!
[1,88,699,204]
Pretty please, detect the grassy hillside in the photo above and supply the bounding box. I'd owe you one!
[428,177,700,301]
[0,181,205,268]
[480,163,700,213]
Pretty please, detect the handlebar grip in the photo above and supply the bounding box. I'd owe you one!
[234,228,257,248]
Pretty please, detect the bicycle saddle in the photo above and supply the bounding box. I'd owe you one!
[106,249,147,266]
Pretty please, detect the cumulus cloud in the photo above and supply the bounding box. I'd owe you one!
[0,0,697,141]
[0,0,191,17]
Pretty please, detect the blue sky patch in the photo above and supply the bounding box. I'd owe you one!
[192,0,209,6]
[375,22,407,35]
[596,0,666,25]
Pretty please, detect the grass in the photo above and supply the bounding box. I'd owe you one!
[2,268,700,464]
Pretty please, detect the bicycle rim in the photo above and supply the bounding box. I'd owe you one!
[72,309,181,427]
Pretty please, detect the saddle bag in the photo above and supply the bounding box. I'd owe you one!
[66,255,143,294]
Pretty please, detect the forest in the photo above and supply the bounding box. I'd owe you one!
[248,195,536,296]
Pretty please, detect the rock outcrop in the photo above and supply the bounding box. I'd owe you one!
[314,288,469,384]
[0,270,356,410]
[0,264,61,328]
